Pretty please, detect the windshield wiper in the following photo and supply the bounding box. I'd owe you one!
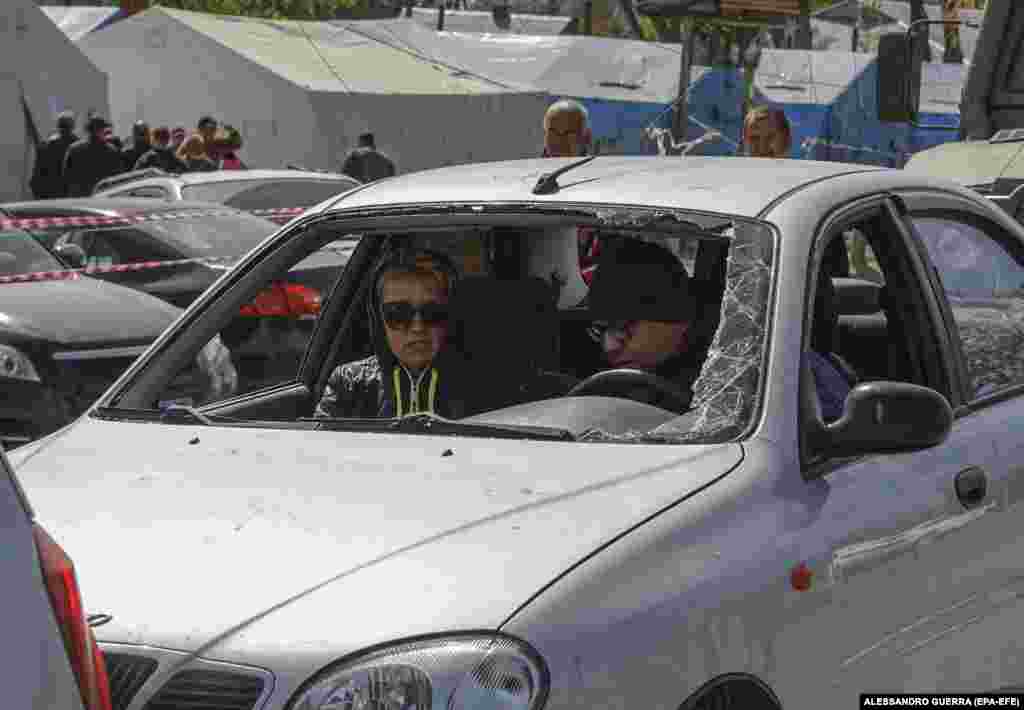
[306,413,576,441]
[93,405,225,425]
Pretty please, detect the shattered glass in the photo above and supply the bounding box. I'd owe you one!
[950,299,1024,398]
[580,220,775,444]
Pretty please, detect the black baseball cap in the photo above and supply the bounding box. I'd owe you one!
[586,239,695,323]
[198,115,217,130]
[85,115,110,132]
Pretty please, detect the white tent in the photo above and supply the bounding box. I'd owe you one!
[77,8,550,174]
[339,20,688,104]
[0,0,110,201]
[40,6,123,42]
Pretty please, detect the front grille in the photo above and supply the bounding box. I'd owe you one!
[102,652,159,710]
[144,669,265,710]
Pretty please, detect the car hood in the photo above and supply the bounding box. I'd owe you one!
[14,418,741,661]
[0,278,181,346]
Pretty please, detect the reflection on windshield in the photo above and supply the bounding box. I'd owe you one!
[0,230,64,276]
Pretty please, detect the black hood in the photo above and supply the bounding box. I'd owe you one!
[0,277,182,347]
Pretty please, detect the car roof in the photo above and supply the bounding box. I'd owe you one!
[324,157,887,218]
[0,198,239,217]
[173,169,356,185]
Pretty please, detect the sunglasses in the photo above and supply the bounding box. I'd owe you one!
[381,301,450,330]
[588,320,631,343]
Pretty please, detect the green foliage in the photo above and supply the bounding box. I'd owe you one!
[147,0,366,20]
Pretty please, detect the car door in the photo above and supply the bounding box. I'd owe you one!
[773,196,1007,706]
[894,191,1024,691]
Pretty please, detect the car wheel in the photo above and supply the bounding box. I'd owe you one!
[679,675,780,710]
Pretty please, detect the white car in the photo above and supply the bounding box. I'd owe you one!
[91,168,361,217]
[2,445,111,710]
[11,156,1024,709]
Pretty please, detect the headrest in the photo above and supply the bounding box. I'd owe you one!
[452,277,558,371]
[831,277,882,315]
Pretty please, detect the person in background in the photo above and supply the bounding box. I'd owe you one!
[214,125,247,170]
[176,134,218,172]
[542,100,599,284]
[197,115,218,154]
[341,133,396,183]
[742,105,791,158]
[121,121,151,172]
[30,111,78,199]
[542,99,592,158]
[63,115,125,197]
[134,126,187,173]
[171,126,187,152]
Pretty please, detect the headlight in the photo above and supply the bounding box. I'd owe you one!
[0,345,41,382]
[290,634,549,710]
[195,334,238,399]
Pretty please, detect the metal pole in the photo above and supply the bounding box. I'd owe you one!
[583,1,593,36]
[673,22,693,146]
[438,5,445,30]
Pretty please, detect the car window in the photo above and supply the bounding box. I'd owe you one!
[131,213,279,259]
[129,187,168,199]
[0,230,65,276]
[181,179,357,209]
[108,214,776,446]
[154,236,359,409]
[911,214,1024,399]
[59,228,179,267]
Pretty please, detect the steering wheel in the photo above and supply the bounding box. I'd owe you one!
[566,368,692,413]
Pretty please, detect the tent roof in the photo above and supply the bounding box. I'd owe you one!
[40,5,123,42]
[334,20,697,103]
[754,47,965,115]
[410,7,572,35]
[162,7,522,95]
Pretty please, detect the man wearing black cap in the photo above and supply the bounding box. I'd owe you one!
[586,238,703,411]
[31,111,78,199]
[341,133,395,183]
[62,115,125,197]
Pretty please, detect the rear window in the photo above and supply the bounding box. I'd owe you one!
[0,230,64,276]
[182,179,357,209]
[137,213,280,258]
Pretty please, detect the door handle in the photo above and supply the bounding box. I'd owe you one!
[955,466,988,509]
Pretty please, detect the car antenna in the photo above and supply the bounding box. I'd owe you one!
[532,155,597,195]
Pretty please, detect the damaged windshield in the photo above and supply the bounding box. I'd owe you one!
[108,208,775,444]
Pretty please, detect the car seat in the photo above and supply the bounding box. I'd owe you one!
[451,276,578,412]
[812,275,859,386]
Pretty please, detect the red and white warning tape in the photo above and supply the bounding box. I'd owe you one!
[0,255,237,285]
[0,207,306,231]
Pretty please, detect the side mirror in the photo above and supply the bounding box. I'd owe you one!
[54,243,87,269]
[877,34,921,124]
[810,381,953,464]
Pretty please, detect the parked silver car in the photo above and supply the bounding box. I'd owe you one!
[91,168,361,216]
[11,156,1024,709]
[2,443,111,710]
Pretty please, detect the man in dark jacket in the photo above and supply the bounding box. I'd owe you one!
[586,238,704,413]
[341,133,395,183]
[121,121,152,171]
[30,112,78,199]
[134,126,186,173]
[63,116,125,197]
[315,248,473,419]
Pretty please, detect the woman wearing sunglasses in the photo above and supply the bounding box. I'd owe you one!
[315,248,473,420]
